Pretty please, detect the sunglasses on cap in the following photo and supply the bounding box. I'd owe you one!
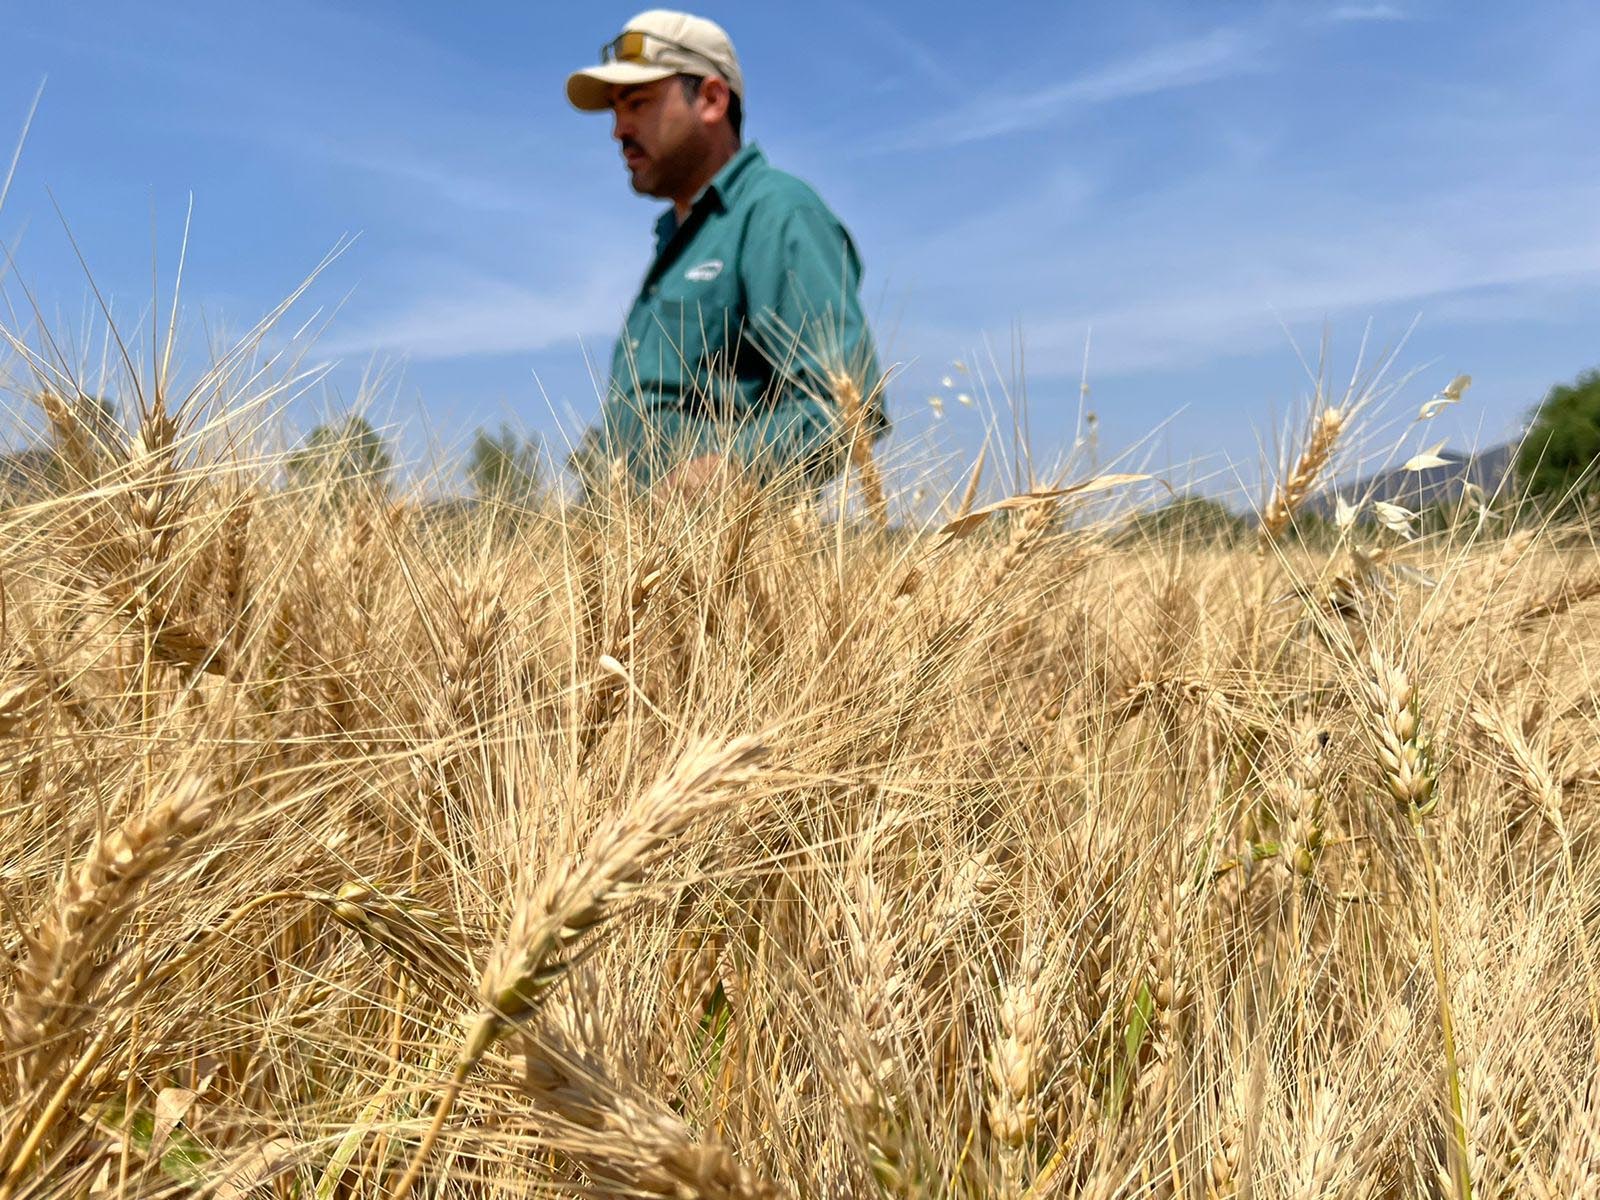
[599,29,721,75]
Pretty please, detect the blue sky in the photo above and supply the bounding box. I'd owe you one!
[2,1,1597,496]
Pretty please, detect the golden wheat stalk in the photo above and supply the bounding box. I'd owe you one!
[830,369,886,529]
[1358,651,1470,1200]
[986,948,1043,1154]
[3,778,215,1068]
[435,567,508,727]
[0,777,214,1192]
[482,736,767,1023]
[578,558,665,761]
[1359,651,1437,815]
[388,736,768,1200]
[519,983,780,1199]
[320,881,472,994]
[1470,704,1600,1064]
[1259,405,1346,549]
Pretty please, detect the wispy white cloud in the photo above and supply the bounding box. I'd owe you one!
[1019,267,1600,381]
[1064,27,1269,104]
[319,266,633,362]
[301,140,534,215]
[887,175,1600,379]
[837,7,956,93]
[880,26,1269,151]
[1323,4,1410,22]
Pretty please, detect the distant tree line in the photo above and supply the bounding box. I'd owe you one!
[8,366,1598,524]
[3,403,547,519]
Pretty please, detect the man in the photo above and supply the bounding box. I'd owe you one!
[566,10,887,497]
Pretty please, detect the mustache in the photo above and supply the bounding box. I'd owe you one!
[620,138,645,157]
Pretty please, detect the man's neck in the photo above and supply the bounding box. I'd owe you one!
[671,142,739,221]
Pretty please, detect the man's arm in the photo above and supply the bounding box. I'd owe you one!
[728,202,884,483]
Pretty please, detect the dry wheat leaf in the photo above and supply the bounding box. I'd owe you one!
[1372,501,1417,536]
[934,473,1148,543]
[951,443,988,522]
[1420,374,1471,419]
[1403,442,1451,472]
[209,1138,302,1200]
[148,1087,200,1163]
[1391,563,1439,589]
[892,565,924,599]
[314,1092,389,1200]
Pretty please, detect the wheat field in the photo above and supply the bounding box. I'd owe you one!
[1,333,1598,1199]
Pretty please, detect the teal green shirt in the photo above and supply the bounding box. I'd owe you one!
[590,142,886,489]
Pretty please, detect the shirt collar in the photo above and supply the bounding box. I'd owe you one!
[704,141,765,209]
[653,142,766,248]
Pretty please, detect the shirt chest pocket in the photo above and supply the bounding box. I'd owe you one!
[658,265,741,346]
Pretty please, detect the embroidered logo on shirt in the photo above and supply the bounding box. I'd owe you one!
[684,259,724,282]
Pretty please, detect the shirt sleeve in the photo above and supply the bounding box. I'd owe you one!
[728,202,885,484]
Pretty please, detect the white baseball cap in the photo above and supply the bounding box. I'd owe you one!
[567,10,744,112]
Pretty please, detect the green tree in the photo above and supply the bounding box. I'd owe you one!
[465,425,542,506]
[287,414,393,499]
[1517,368,1600,511]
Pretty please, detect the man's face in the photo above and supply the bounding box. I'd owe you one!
[608,77,708,199]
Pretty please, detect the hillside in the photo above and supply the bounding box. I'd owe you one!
[1304,441,1518,516]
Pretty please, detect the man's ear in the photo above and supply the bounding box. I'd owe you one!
[697,75,730,129]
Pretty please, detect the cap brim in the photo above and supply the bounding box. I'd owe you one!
[566,62,676,111]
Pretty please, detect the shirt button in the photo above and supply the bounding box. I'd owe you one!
[630,338,640,350]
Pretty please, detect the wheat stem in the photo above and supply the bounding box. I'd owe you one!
[386,1030,483,1200]
[1413,816,1472,1200]
[0,1027,113,1200]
